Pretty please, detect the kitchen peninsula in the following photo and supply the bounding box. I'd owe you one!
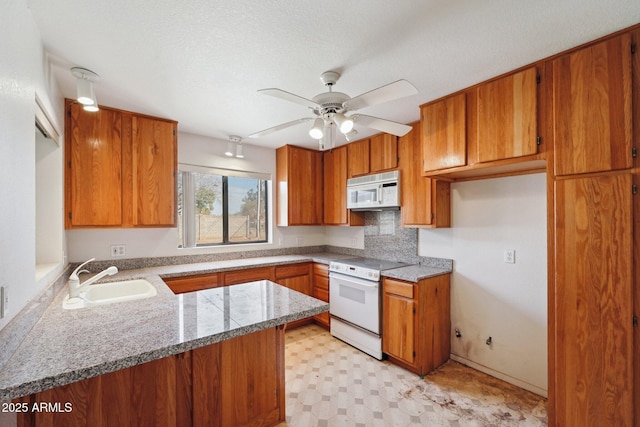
[0,260,328,427]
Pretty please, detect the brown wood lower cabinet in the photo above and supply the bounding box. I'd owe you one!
[274,263,312,329]
[15,326,285,427]
[382,274,450,376]
[163,272,220,294]
[311,263,330,329]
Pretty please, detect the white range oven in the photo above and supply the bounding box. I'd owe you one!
[329,257,406,360]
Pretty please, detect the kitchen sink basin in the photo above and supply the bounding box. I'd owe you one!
[63,279,157,310]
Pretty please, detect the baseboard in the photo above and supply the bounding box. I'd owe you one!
[449,354,548,398]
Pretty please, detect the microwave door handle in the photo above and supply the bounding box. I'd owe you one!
[378,184,383,204]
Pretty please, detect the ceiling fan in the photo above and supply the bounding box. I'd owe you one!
[248,71,418,149]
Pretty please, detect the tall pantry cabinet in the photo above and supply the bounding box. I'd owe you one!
[550,29,638,427]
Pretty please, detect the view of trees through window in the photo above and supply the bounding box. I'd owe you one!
[178,171,268,247]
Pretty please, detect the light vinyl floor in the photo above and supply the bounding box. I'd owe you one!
[279,324,547,427]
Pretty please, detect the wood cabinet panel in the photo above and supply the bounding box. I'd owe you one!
[369,133,398,172]
[220,327,282,427]
[132,116,177,226]
[275,145,323,226]
[554,173,633,426]
[65,99,177,228]
[274,263,310,280]
[476,67,538,163]
[163,273,220,294]
[347,138,370,177]
[383,275,450,376]
[421,93,466,173]
[221,267,273,286]
[383,288,415,364]
[553,33,633,176]
[312,263,330,328]
[67,103,123,226]
[399,122,450,227]
[323,146,365,226]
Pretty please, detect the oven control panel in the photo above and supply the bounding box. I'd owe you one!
[329,262,380,281]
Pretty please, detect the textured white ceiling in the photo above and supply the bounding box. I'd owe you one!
[26,0,640,150]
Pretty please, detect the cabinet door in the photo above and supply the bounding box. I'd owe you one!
[383,280,415,364]
[421,93,466,172]
[131,116,177,226]
[347,139,370,177]
[276,145,323,226]
[220,327,282,427]
[67,103,123,227]
[476,67,538,163]
[553,33,632,176]
[277,275,311,295]
[323,146,348,224]
[163,273,220,294]
[369,134,398,172]
[554,173,633,426]
[399,123,450,227]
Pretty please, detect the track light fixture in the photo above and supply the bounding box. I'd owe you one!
[71,67,100,112]
[226,135,244,158]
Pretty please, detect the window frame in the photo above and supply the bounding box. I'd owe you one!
[177,165,270,248]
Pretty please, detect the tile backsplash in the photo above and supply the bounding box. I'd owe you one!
[364,210,453,269]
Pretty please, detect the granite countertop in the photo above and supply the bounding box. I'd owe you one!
[0,264,328,402]
[0,251,448,402]
[382,265,451,282]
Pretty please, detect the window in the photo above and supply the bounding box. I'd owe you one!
[178,166,269,247]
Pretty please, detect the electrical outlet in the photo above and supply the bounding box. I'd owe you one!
[111,245,126,257]
[504,249,516,264]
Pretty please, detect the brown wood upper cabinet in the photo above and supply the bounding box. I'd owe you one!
[399,122,450,228]
[421,92,467,173]
[65,99,177,228]
[552,33,633,176]
[369,133,398,172]
[474,66,538,163]
[323,146,364,226]
[347,138,370,177]
[275,145,323,226]
[348,134,398,177]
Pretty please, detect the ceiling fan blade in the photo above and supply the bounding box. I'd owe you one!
[351,114,413,137]
[248,117,315,138]
[258,88,319,110]
[344,80,418,111]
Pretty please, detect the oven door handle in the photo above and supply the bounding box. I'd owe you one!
[329,271,379,288]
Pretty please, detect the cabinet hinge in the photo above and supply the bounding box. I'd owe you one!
[632,43,636,54]
[632,147,637,158]
[173,129,176,136]
[68,161,72,168]
[536,75,541,84]
[634,315,638,327]
[632,184,638,195]
[413,351,416,358]
[431,212,435,220]
[68,212,72,220]
[536,136,542,146]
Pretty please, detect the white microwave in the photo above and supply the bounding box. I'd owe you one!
[346,170,400,211]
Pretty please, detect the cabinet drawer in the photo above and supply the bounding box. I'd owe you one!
[222,267,273,285]
[163,273,219,294]
[274,263,310,279]
[384,279,414,299]
[312,263,329,277]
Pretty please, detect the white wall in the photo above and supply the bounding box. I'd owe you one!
[0,0,65,330]
[66,132,329,262]
[418,173,548,396]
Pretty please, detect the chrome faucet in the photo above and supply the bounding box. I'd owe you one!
[68,258,118,299]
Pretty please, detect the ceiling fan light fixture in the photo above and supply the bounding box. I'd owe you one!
[333,113,354,134]
[309,118,324,139]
